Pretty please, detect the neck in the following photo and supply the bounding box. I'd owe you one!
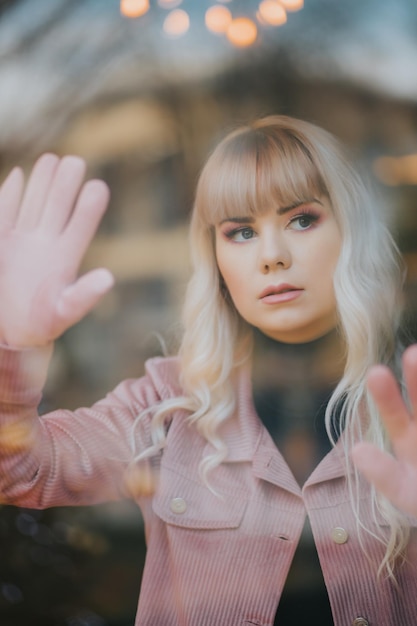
[251,327,346,392]
[251,327,346,485]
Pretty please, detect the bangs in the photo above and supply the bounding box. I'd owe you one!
[196,125,329,226]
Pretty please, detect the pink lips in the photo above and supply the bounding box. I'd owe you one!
[259,283,303,304]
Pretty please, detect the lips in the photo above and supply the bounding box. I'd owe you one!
[259,283,303,305]
[259,283,300,299]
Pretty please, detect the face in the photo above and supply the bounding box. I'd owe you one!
[215,197,341,344]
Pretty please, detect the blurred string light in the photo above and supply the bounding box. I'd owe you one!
[120,0,150,18]
[257,0,287,26]
[227,17,258,47]
[163,8,190,36]
[205,5,232,34]
[120,0,304,47]
[280,0,304,10]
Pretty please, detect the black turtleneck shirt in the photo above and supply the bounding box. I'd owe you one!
[251,329,343,625]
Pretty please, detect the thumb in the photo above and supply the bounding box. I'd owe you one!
[56,269,115,328]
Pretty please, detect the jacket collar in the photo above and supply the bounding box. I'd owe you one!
[209,365,349,491]
[153,355,350,491]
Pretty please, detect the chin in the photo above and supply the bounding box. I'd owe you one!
[259,324,339,345]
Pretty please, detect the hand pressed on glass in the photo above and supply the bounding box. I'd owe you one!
[0,153,114,348]
[352,344,417,518]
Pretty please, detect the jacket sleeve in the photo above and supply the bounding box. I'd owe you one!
[0,344,172,509]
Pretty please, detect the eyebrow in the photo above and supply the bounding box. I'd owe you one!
[278,197,323,215]
[218,198,323,225]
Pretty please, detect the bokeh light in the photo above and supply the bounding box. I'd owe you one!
[279,0,304,11]
[227,17,258,47]
[258,0,287,26]
[163,9,190,37]
[205,5,232,35]
[373,154,417,186]
[120,0,150,18]
[0,421,33,452]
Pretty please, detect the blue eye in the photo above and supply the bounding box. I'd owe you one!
[289,213,319,230]
[240,228,254,239]
[297,215,313,228]
[226,227,255,241]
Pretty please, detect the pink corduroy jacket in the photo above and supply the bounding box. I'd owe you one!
[0,346,417,626]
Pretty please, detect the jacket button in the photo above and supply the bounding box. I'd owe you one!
[331,526,349,544]
[352,618,369,626]
[170,497,187,514]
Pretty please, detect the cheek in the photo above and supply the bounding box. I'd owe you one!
[216,253,249,304]
[216,247,239,289]
[215,249,228,285]
[313,234,341,278]
[316,242,341,303]
[219,266,244,298]
[214,236,226,273]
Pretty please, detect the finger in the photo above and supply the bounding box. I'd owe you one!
[351,442,411,513]
[56,268,114,329]
[39,156,87,234]
[0,167,24,228]
[403,344,417,419]
[61,179,110,263]
[366,365,410,441]
[16,154,60,230]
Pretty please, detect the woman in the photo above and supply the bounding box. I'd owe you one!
[0,115,416,625]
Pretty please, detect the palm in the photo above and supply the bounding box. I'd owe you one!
[352,345,417,518]
[0,154,113,347]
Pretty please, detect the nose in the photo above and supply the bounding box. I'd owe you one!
[259,231,291,273]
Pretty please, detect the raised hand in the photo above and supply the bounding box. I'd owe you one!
[351,344,417,518]
[0,154,114,348]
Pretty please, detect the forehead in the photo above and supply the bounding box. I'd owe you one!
[197,126,328,225]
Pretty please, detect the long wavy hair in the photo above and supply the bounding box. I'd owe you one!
[133,115,407,577]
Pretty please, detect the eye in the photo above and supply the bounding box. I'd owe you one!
[288,212,319,231]
[226,226,256,242]
[239,227,255,240]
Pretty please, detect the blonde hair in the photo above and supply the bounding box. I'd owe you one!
[133,115,407,577]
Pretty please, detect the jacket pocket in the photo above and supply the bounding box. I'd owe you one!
[152,463,247,529]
